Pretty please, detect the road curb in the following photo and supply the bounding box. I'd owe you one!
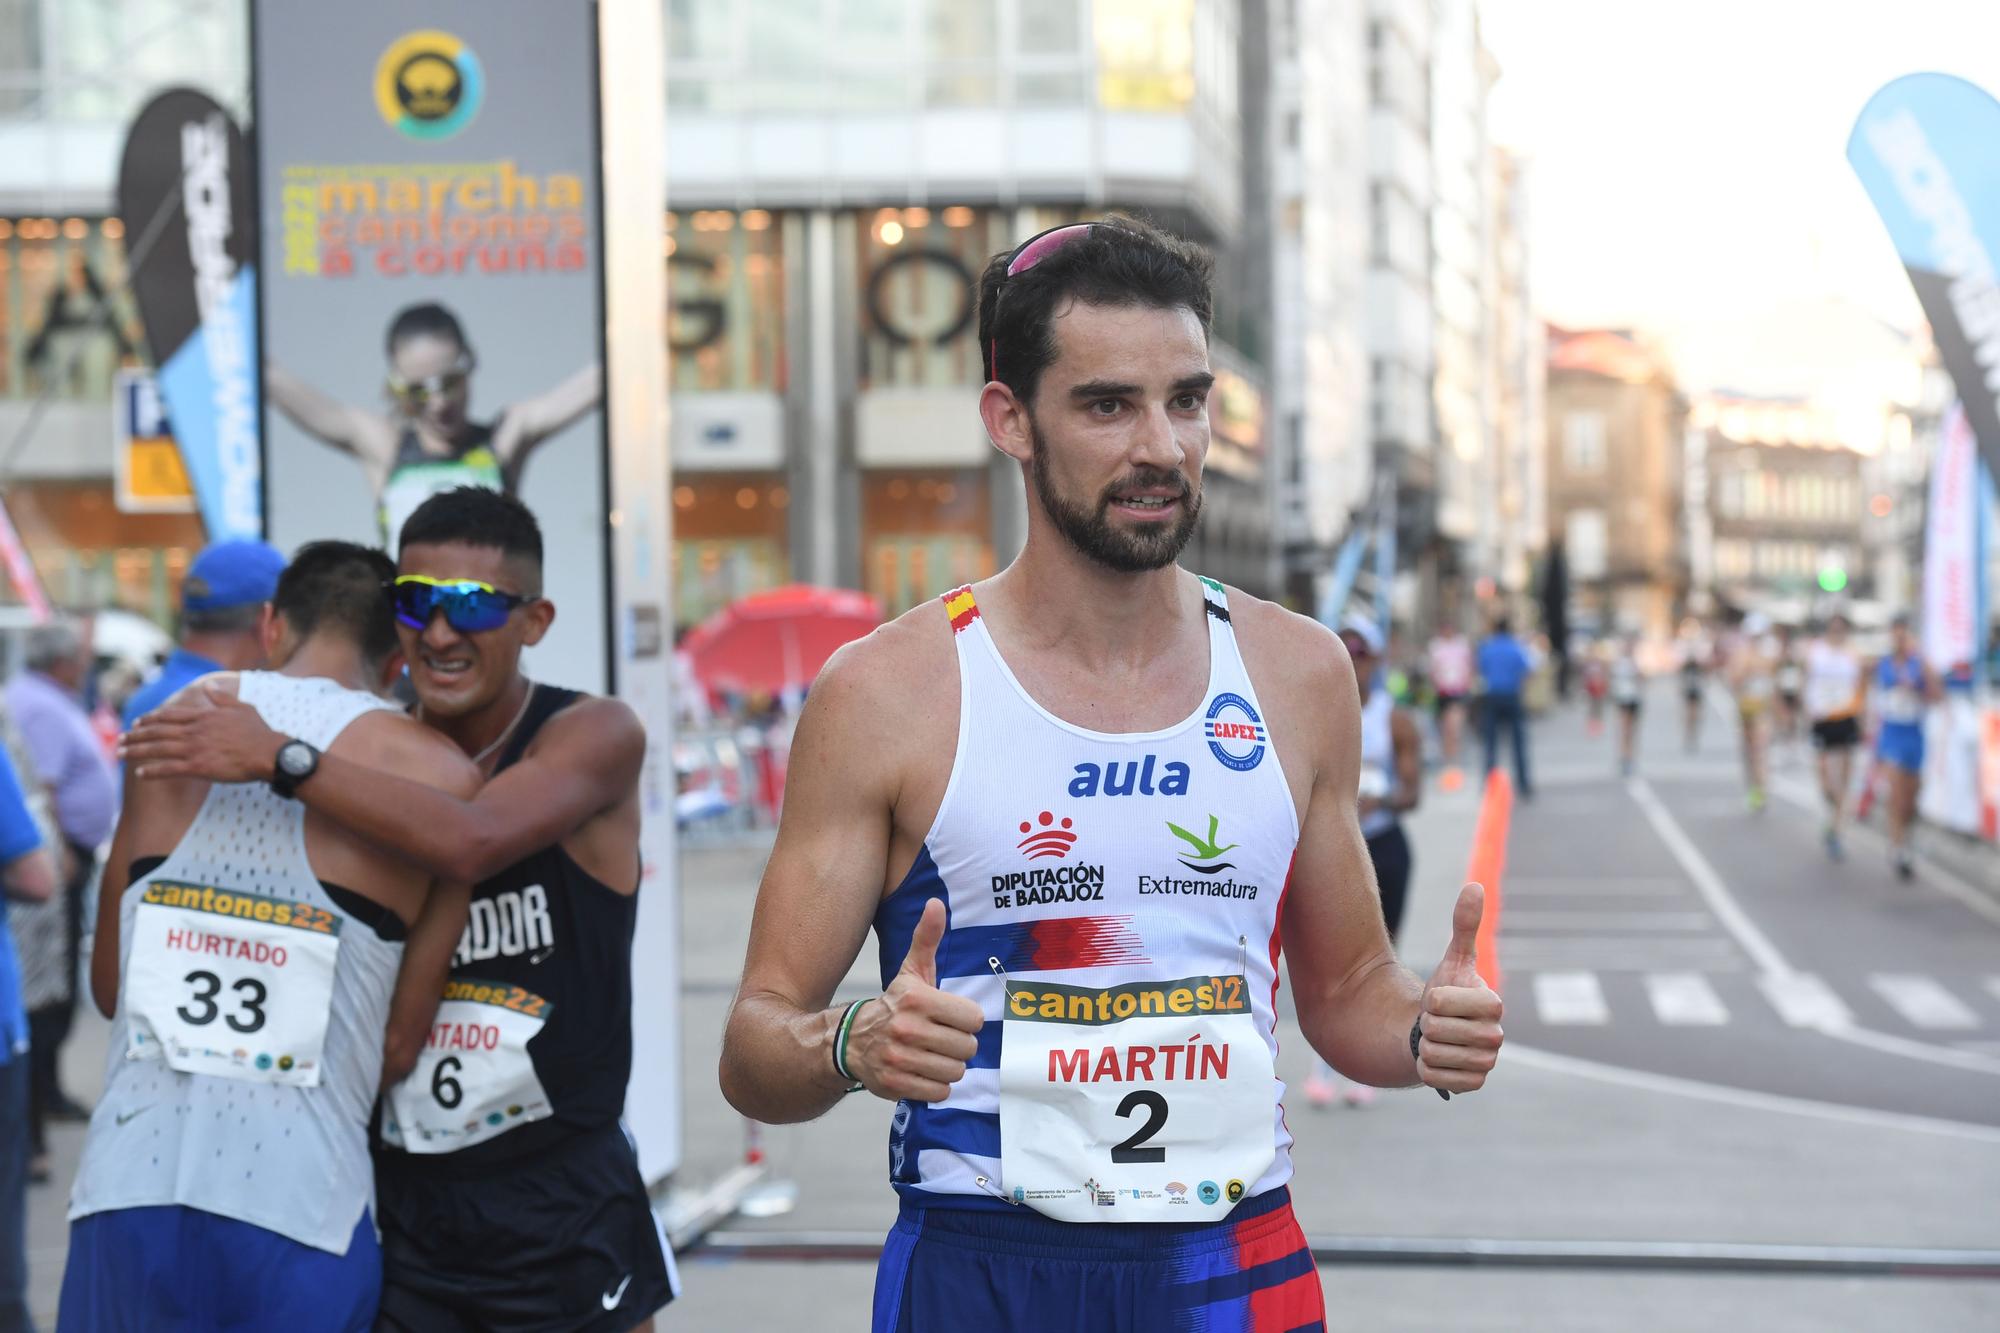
[687,1229,2000,1278]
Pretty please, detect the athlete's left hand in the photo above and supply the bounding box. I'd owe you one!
[1415,883,1504,1095]
[122,686,285,784]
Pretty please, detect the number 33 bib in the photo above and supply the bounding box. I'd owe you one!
[381,977,554,1153]
[998,973,1276,1222]
[124,881,343,1087]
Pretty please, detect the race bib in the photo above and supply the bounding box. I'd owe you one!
[381,977,553,1153]
[124,881,342,1087]
[1776,665,1803,692]
[1743,675,1773,702]
[997,974,1276,1223]
[1883,686,1922,724]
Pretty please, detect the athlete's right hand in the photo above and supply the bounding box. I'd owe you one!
[845,899,984,1103]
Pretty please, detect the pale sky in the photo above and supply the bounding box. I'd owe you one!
[1481,0,2000,391]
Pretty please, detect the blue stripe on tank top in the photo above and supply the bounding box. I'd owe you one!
[876,844,951,987]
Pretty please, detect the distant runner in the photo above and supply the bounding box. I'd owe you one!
[1803,613,1865,861]
[1427,623,1474,782]
[718,217,1502,1331]
[1676,619,1709,753]
[1727,613,1776,813]
[1872,615,1937,881]
[1609,634,1644,778]
[1772,624,1805,745]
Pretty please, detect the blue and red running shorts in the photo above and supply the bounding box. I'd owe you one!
[873,1186,1326,1332]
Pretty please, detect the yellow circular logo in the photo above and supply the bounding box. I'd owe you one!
[374,30,484,140]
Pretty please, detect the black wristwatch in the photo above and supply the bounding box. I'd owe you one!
[270,739,320,800]
[1413,1015,1450,1101]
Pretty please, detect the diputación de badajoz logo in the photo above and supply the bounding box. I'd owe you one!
[375,30,485,140]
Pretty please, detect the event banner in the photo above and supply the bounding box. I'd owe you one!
[116,88,262,542]
[1848,73,2000,483]
[1921,404,1979,673]
[254,1,608,691]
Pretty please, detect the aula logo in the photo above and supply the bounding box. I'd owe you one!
[1204,692,1266,771]
[1068,754,1191,798]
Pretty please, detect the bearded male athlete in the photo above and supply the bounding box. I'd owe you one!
[719,217,1505,1331]
[125,489,675,1332]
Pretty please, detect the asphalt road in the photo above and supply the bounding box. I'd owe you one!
[1499,686,2000,1130]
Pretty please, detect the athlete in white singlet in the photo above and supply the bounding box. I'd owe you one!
[719,217,1504,1332]
[67,543,479,1329]
[1804,612,1865,861]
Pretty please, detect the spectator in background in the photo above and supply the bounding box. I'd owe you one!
[1477,615,1534,798]
[0,742,60,1332]
[5,618,117,1133]
[119,539,285,729]
[3,706,65,1186]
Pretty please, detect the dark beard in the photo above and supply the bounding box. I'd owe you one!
[1029,418,1202,573]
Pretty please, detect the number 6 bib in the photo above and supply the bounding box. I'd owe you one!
[381,977,554,1153]
[997,973,1276,1222]
[124,881,343,1088]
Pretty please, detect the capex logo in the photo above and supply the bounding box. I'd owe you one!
[375,30,486,140]
[991,811,1106,910]
[1203,692,1267,771]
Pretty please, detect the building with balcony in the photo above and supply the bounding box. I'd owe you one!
[1544,326,1686,637]
[1692,392,1867,620]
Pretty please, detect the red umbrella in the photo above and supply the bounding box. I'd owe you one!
[682,585,882,696]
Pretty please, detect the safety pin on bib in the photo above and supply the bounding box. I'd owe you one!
[979,956,1021,1205]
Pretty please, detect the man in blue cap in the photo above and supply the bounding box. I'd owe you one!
[121,539,286,729]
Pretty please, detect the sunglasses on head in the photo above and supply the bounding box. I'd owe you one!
[391,575,528,633]
[987,220,1130,381]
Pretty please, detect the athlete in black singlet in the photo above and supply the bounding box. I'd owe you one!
[123,489,674,1332]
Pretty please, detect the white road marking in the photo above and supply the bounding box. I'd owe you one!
[1504,1043,2000,1143]
[1626,779,2000,1077]
[1532,971,1609,1025]
[1645,972,1730,1025]
[1626,778,1792,977]
[1757,973,1852,1030]
[1505,876,1694,897]
[1502,911,1718,932]
[1869,975,1981,1031]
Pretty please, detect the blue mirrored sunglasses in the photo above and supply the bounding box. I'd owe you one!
[391,575,528,633]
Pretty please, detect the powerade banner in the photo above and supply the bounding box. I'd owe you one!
[255,1,609,692]
[116,88,263,542]
[1848,74,2000,483]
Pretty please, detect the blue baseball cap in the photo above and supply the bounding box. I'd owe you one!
[182,540,285,613]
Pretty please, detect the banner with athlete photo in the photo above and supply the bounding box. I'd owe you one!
[254,0,609,691]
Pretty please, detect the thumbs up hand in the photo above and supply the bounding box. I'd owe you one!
[1414,884,1505,1097]
[845,899,986,1103]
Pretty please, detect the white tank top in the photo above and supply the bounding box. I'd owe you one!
[1357,688,1397,839]
[1804,642,1862,721]
[874,578,1301,1207]
[70,672,404,1254]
